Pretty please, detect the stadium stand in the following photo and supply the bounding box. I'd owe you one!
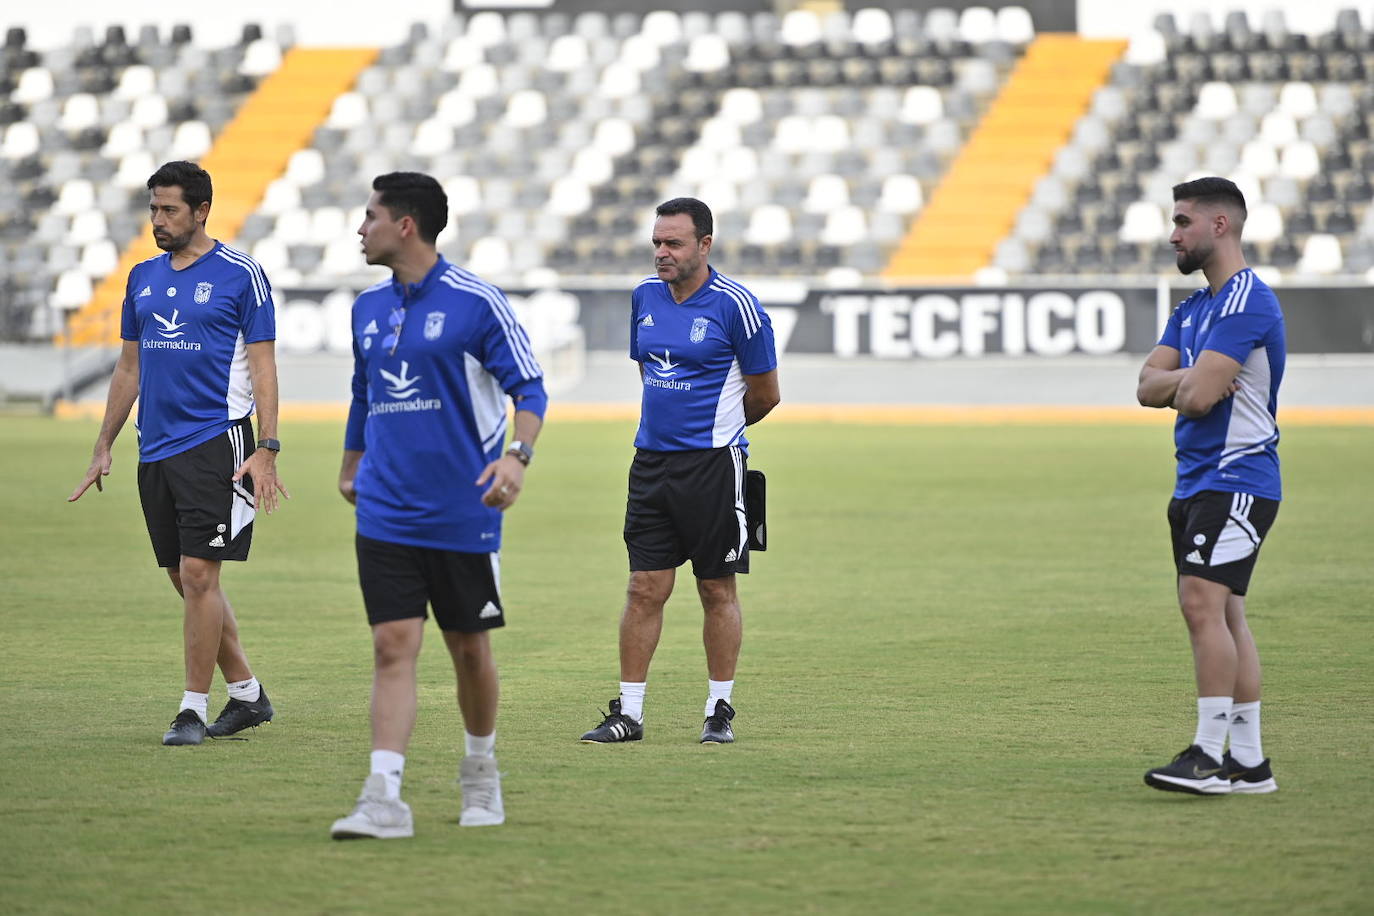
[2,5,1373,347]
[997,8,1374,279]
[2,23,265,339]
[225,7,1031,291]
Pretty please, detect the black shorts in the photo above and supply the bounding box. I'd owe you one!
[1168,490,1279,595]
[624,446,749,579]
[355,533,505,632]
[138,418,256,568]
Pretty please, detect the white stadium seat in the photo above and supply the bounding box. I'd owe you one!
[67,211,108,246]
[1298,234,1342,273]
[821,205,868,246]
[1119,201,1167,243]
[54,179,96,216]
[170,120,212,159]
[101,122,145,159]
[11,67,54,104]
[745,204,793,245]
[1245,203,1284,244]
[285,148,325,186]
[684,34,729,72]
[996,6,1036,44]
[1194,82,1238,120]
[130,94,169,129]
[878,175,924,214]
[114,65,157,100]
[326,92,369,130]
[1278,141,1319,180]
[51,270,93,310]
[79,240,119,278]
[851,8,894,45]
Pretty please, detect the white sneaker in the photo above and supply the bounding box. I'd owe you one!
[459,754,504,826]
[330,773,414,839]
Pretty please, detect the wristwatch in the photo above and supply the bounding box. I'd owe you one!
[505,440,532,465]
[257,438,281,452]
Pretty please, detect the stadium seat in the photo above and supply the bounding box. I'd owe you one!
[169,120,211,159]
[821,206,867,246]
[1278,140,1319,179]
[1245,202,1285,243]
[1119,201,1167,242]
[745,205,792,245]
[50,269,93,310]
[1297,233,1343,273]
[0,122,40,159]
[996,7,1036,45]
[79,239,119,277]
[1194,81,1238,119]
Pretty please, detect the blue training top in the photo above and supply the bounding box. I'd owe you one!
[629,268,777,453]
[344,256,548,553]
[1159,267,1286,501]
[120,241,276,463]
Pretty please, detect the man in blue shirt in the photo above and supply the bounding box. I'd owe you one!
[70,160,287,747]
[330,173,546,839]
[581,197,779,746]
[1136,177,1285,795]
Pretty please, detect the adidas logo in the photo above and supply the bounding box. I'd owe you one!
[478,601,501,619]
[1232,715,1248,724]
[640,314,655,327]
[1185,549,1204,565]
[137,286,152,298]
[1181,315,1192,327]
[208,535,226,547]
[362,319,379,335]
[1212,712,1230,720]
[723,548,737,563]
[608,721,631,740]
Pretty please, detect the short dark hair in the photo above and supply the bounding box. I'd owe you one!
[147,160,212,213]
[1172,176,1247,219]
[655,197,713,240]
[372,171,448,244]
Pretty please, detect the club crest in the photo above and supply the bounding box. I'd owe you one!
[424,311,445,340]
[689,316,709,343]
[194,282,213,304]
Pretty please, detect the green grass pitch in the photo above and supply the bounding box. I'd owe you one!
[1,416,1371,914]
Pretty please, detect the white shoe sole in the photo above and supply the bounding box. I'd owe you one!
[1146,773,1232,794]
[330,817,414,839]
[460,808,505,827]
[1229,778,1278,794]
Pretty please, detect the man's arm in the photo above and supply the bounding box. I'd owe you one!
[476,408,544,510]
[1173,350,1242,418]
[339,449,363,504]
[69,339,140,501]
[233,339,289,513]
[1136,345,1186,408]
[743,369,780,425]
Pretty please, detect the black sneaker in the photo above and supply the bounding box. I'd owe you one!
[699,699,735,745]
[1144,745,1229,794]
[206,686,274,738]
[579,698,643,743]
[162,709,206,746]
[1222,752,1278,794]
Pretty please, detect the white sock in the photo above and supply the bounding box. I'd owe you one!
[464,730,496,758]
[1228,701,1264,767]
[619,681,646,723]
[706,679,734,718]
[227,676,261,703]
[370,749,405,799]
[1193,696,1232,764]
[179,691,209,724]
